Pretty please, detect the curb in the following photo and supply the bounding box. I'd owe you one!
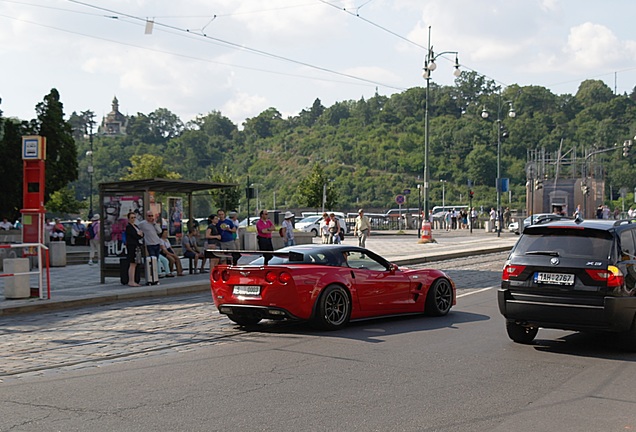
[0,282,211,316]
[393,245,512,266]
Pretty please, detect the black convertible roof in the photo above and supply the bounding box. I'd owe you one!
[206,244,386,267]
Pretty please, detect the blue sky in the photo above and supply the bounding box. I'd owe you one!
[1,0,635,126]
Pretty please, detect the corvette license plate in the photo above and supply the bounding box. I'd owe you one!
[233,285,261,296]
[534,272,574,285]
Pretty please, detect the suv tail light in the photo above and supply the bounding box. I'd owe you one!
[503,264,525,281]
[585,266,624,288]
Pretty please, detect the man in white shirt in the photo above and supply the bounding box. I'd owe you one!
[137,211,162,257]
[0,218,13,230]
[353,209,371,248]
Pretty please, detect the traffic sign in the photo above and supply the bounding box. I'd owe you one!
[395,194,405,205]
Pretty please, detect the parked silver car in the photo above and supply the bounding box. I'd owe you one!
[508,213,570,234]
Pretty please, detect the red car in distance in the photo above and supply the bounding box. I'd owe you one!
[209,244,456,330]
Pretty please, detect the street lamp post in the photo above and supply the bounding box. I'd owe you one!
[417,183,422,237]
[481,97,515,237]
[422,26,460,224]
[86,120,95,220]
[250,183,263,212]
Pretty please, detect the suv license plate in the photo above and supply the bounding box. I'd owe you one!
[233,285,261,296]
[534,272,574,286]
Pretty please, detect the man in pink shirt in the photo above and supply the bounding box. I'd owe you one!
[256,210,275,251]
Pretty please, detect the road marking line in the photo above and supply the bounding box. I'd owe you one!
[457,286,495,298]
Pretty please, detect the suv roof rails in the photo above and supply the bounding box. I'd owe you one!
[613,219,634,227]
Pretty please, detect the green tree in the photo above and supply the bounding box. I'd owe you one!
[35,89,78,202]
[0,118,25,220]
[576,80,614,108]
[297,164,339,210]
[46,185,85,215]
[208,166,240,212]
[121,154,181,180]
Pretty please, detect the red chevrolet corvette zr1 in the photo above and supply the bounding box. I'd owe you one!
[209,244,456,330]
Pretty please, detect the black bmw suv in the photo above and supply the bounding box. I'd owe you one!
[498,217,636,350]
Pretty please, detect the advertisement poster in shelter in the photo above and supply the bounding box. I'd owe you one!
[102,195,142,260]
[168,197,183,239]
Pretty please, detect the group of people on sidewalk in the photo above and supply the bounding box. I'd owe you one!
[254,208,371,251]
[124,209,242,287]
[120,207,375,288]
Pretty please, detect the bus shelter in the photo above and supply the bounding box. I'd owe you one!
[98,178,236,283]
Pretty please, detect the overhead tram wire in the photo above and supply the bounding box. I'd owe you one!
[67,0,406,92]
[317,0,426,51]
[0,12,377,89]
[317,0,511,88]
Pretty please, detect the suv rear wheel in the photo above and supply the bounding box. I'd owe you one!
[506,320,538,344]
[618,317,636,352]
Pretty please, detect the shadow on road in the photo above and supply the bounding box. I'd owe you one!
[531,331,636,361]
[238,310,490,343]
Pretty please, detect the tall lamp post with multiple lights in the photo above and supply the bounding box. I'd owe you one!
[481,96,515,237]
[422,26,460,222]
[85,118,95,219]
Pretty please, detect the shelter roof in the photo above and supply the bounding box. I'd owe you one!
[99,178,237,194]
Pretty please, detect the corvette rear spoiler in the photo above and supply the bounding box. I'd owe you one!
[204,249,304,265]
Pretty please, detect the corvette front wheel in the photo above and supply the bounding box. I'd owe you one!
[313,285,351,330]
[425,278,453,316]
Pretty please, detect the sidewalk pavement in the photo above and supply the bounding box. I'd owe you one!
[0,229,518,316]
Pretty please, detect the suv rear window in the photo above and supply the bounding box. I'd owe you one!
[514,227,613,260]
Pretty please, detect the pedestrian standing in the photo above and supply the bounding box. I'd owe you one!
[281,211,296,247]
[256,210,274,251]
[229,210,240,250]
[88,214,100,265]
[353,209,371,248]
[137,210,162,258]
[320,212,331,244]
[125,212,143,287]
[328,212,341,244]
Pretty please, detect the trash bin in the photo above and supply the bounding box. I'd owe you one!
[49,241,67,267]
[4,258,30,299]
[484,221,492,232]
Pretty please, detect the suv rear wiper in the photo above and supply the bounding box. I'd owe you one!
[525,250,560,257]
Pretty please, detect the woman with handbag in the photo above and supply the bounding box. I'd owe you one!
[203,214,222,271]
[125,211,144,287]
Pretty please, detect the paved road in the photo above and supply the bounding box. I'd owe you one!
[2,251,635,432]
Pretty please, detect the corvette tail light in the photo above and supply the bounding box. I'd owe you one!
[502,264,525,281]
[221,269,230,282]
[278,272,292,284]
[586,266,624,287]
[212,269,221,281]
[265,271,278,283]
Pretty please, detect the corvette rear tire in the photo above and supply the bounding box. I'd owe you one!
[228,315,261,327]
[506,320,538,344]
[424,278,453,316]
[313,285,351,330]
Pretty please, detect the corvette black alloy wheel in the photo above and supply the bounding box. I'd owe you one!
[314,285,351,330]
[425,278,453,316]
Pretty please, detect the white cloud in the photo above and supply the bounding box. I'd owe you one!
[563,23,624,69]
[222,91,268,125]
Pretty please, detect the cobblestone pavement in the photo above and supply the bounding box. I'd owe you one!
[0,252,507,382]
